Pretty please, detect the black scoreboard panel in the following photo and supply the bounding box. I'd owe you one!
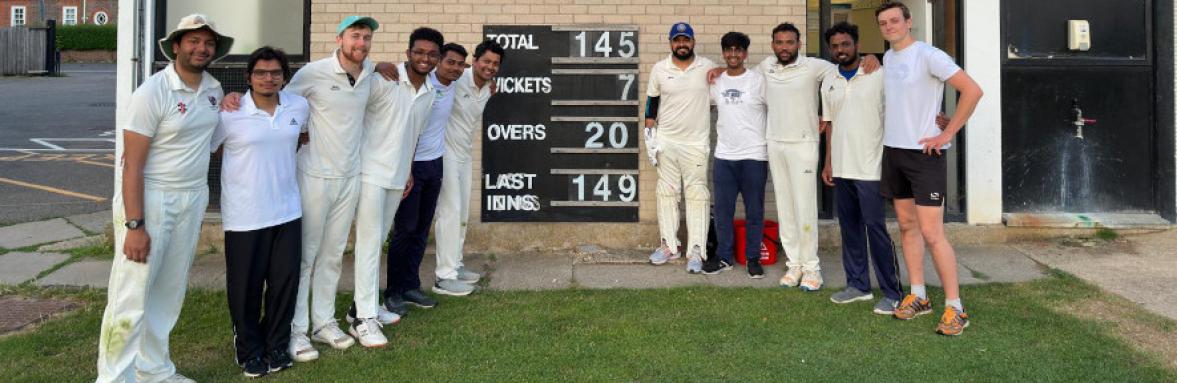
[482,25,641,222]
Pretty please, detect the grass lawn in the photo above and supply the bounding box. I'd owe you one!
[1,272,1174,382]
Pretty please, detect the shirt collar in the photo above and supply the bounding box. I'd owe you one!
[162,63,221,93]
[240,91,284,116]
[666,55,708,72]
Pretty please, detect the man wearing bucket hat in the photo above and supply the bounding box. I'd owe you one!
[644,22,717,274]
[96,13,232,383]
[281,15,380,360]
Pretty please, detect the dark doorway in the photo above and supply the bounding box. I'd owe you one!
[1001,0,1165,216]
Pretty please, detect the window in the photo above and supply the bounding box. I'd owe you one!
[11,6,26,26]
[63,6,78,25]
[93,11,108,25]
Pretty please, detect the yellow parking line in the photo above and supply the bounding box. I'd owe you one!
[75,159,115,168]
[0,176,107,202]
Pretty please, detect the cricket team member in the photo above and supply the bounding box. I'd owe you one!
[818,22,903,315]
[285,16,380,359]
[755,23,878,291]
[875,2,983,336]
[385,43,470,306]
[97,14,233,383]
[432,40,504,290]
[645,22,717,273]
[346,27,443,348]
[212,47,308,377]
[704,31,768,279]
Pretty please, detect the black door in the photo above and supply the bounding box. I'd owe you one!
[1002,0,1157,213]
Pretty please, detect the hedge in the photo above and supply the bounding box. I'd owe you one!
[57,24,117,51]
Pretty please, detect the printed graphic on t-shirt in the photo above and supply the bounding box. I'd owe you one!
[721,88,744,105]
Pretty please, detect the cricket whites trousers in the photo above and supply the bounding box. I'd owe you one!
[433,155,471,281]
[97,186,208,383]
[352,181,404,319]
[656,141,710,256]
[292,173,359,334]
[768,140,821,272]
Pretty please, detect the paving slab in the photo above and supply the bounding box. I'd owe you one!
[956,244,1047,283]
[487,252,574,290]
[573,262,709,289]
[37,235,106,252]
[65,210,112,234]
[36,259,111,288]
[0,252,70,285]
[0,218,85,249]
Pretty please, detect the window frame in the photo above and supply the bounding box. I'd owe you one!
[63,6,78,25]
[11,6,26,26]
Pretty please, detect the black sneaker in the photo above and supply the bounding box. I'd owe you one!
[747,261,765,279]
[266,349,293,373]
[401,289,438,308]
[383,294,409,316]
[702,259,733,275]
[243,357,268,378]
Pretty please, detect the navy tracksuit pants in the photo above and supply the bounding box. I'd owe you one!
[834,178,902,300]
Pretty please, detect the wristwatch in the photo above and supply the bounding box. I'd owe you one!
[125,219,145,230]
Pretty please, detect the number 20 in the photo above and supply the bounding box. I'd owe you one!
[584,122,628,149]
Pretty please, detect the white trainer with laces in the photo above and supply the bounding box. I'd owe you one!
[779,267,802,287]
[348,317,388,348]
[288,332,319,362]
[311,322,355,350]
[377,306,402,325]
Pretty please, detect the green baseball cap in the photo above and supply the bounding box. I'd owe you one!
[337,16,379,35]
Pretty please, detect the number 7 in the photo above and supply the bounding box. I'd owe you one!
[619,74,635,101]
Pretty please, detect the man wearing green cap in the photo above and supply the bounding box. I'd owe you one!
[97,13,232,383]
[282,15,379,361]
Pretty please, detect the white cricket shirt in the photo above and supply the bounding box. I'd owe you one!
[756,56,835,143]
[821,67,885,180]
[362,62,435,189]
[285,49,374,178]
[646,55,717,145]
[445,68,493,163]
[414,71,454,162]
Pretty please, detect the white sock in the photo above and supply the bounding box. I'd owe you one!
[945,298,963,312]
[911,285,927,300]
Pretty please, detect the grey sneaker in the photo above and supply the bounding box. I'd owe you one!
[649,245,680,265]
[456,266,481,283]
[686,258,703,274]
[873,297,900,315]
[433,278,475,296]
[830,287,874,304]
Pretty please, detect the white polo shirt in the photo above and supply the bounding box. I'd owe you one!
[646,55,717,145]
[883,41,961,150]
[212,91,308,231]
[821,67,885,180]
[445,68,493,163]
[362,62,435,189]
[756,56,835,143]
[118,63,223,190]
[710,70,768,161]
[413,71,454,162]
[284,49,374,178]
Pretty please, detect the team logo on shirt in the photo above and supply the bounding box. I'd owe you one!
[177,102,187,114]
[208,96,217,106]
[331,85,341,91]
[289,118,299,126]
[722,89,743,104]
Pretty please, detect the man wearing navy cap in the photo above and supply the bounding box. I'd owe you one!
[644,22,717,274]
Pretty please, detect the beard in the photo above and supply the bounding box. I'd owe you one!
[776,49,796,65]
[673,48,694,61]
[836,53,858,67]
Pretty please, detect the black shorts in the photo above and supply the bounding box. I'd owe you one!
[881,146,947,207]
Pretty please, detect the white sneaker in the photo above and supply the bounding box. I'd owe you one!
[376,306,402,325]
[311,322,355,350]
[348,317,388,348]
[456,266,482,283]
[161,374,196,383]
[288,332,319,362]
[779,267,802,287]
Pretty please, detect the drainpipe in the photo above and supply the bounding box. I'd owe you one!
[83,0,88,23]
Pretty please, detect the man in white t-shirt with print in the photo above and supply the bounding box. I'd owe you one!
[876,2,983,336]
[433,39,503,293]
[97,14,232,383]
[704,31,769,279]
[645,22,718,274]
[818,22,904,316]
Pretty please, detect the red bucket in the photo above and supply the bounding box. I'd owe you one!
[734,219,779,265]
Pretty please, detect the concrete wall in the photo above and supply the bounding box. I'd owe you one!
[963,0,1002,225]
[310,0,810,250]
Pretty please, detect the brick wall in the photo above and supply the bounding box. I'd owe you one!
[0,0,116,27]
[311,0,808,249]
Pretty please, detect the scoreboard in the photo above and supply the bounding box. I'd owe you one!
[481,25,641,222]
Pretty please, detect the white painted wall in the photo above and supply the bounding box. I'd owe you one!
[963,0,1003,224]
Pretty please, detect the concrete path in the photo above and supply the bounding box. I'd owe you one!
[1,213,1174,322]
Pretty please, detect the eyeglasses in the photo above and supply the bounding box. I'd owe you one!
[410,49,441,60]
[250,69,284,79]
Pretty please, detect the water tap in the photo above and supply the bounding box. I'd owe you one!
[1071,99,1097,139]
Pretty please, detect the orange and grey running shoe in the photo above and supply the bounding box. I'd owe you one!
[893,294,933,320]
[936,306,970,336]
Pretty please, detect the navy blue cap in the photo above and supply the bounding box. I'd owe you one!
[669,22,694,40]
